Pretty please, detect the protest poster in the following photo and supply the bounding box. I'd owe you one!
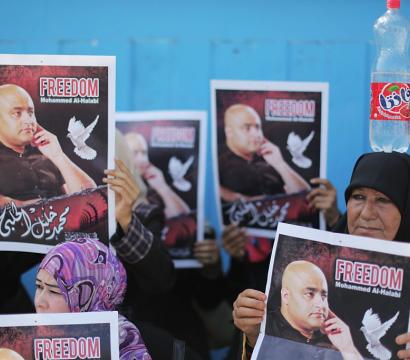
[252,222,410,360]
[211,80,328,241]
[0,312,119,359]
[0,54,115,253]
[116,111,206,268]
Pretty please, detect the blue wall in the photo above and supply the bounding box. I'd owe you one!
[2,0,410,229]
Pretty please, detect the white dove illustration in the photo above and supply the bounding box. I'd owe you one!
[168,155,194,192]
[286,130,315,169]
[67,115,99,160]
[360,308,399,360]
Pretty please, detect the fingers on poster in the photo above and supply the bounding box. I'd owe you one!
[211,80,328,238]
[252,223,410,360]
[0,54,115,253]
[116,111,206,268]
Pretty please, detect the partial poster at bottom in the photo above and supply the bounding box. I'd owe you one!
[252,223,410,360]
[0,312,119,359]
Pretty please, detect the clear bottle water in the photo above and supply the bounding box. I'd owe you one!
[370,0,410,153]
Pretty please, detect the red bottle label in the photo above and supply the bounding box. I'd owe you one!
[370,82,410,121]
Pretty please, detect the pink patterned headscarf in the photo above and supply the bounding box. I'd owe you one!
[39,238,151,360]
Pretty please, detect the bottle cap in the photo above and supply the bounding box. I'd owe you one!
[387,0,400,9]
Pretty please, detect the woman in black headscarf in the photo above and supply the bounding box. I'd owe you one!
[232,152,410,359]
[333,151,410,243]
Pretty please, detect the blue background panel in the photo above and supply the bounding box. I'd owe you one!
[3,1,410,342]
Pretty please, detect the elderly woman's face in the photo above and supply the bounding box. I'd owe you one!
[347,187,401,241]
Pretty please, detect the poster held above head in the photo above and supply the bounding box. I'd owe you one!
[211,80,328,242]
[0,54,116,253]
[116,110,206,268]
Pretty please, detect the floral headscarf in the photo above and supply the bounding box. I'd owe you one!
[39,238,151,360]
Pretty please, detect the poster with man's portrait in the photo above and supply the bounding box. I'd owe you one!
[0,312,119,359]
[212,80,328,239]
[0,54,115,253]
[116,111,206,268]
[252,223,410,360]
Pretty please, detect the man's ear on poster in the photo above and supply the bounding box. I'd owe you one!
[224,125,232,139]
[281,287,290,305]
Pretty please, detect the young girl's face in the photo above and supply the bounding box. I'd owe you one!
[34,269,70,313]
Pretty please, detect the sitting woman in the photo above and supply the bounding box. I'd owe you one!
[232,151,410,359]
[34,237,151,360]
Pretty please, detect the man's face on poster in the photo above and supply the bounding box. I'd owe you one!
[281,266,329,331]
[0,348,25,360]
[225,105,264,158]
[0,85,37,148]
[126,132,150,175]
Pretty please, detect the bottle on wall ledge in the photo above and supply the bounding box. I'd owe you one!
[369,0,410,153]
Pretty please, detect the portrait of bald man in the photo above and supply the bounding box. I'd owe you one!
[0,348,24,360]
[0,84,96,208]
[124,131,190,219]
[218,104,309,203]
[258,260,364,360]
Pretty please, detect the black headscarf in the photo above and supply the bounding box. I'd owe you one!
[333,152,410,242]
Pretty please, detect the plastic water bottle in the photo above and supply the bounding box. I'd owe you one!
[370,0,410,153]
